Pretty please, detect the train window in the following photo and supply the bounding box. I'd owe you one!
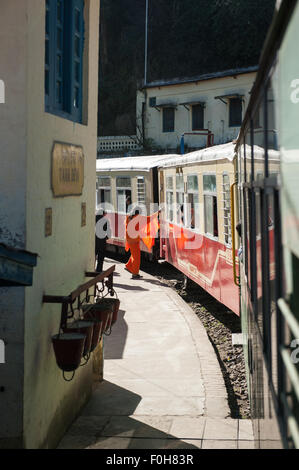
[166,176,174,222]
[192,105,204,130]
[252,98,266,179]
[116,176,131,214]
[255,186,263,334]
[222,174,231,245]
[163,108,175,133]
[116,177,131,188]
[229,98,242,127]
[203,174,216,192]
[97,176,111,207]
[267,82,279,152]
[176,174,184,224]
[203,174,218,237]
[187,175,199,229]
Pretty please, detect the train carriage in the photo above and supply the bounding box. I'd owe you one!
[236,0,299,449]
[96,154,178,257]
[158,142,240,315]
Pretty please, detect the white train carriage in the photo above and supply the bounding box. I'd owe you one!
[96,154,178,257]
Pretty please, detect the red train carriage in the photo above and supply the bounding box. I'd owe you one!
[158,142,239,315]
[96,143,241,315]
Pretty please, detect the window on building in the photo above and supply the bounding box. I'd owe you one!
[229,98,243,127]
[192,105,204,130]
[222,174,232,245]
[166,176,174,222]
[203,174,218,237]
[149,97,156,107]
[187,175,199,229]
[163,107,175,133]
[45,0,85,123]
[97,176,111,207]
[116,177,131,213]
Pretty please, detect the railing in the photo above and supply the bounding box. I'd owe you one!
[180,130,214,154]
[98,136,141,153]
[277,297,299,448]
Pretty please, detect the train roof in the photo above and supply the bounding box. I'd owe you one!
[96,153,180,172]
[96,143,279,173]
[158,142,279,169]
[159,142,236,168]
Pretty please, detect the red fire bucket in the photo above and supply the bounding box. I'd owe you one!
[100,298,120,325]
[63,320,94,356]
[82,300,113,333]
[82,312,103,352]
[52,333,86,372]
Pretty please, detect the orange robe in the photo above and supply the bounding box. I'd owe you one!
[125,215,141,275]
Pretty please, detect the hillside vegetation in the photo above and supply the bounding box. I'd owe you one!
[98,0,276,136]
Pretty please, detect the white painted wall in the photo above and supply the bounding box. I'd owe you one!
[137,72,256,151]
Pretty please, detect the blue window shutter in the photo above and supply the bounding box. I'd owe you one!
[45,0,56,111]
[54,0,64,110]
[45,0,84,123]
[71,0,84,123]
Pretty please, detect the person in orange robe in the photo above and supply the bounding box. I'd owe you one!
[125,209,142,279]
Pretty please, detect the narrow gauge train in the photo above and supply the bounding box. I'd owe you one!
[96,142,241,315]
[96,153,178,258]
[235,0,299,449]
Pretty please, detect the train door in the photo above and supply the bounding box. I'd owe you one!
[159,170,166,258]
[116,176,132,240]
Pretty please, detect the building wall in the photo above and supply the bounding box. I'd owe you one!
[0,0,101,449]
[0,0,29,448]
[137,72,256,151]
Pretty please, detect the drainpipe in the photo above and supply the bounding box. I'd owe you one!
[142,89,147,149]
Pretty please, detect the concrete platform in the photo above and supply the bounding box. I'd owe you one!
[57,259,254,449]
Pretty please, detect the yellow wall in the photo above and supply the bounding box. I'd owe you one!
[0,0,100,449]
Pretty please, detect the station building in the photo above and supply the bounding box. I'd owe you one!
[0,0,100,448]
[136,67,258,152]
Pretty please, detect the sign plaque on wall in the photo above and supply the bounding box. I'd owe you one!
[52,142,84,197]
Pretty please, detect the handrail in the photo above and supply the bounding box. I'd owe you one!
[278,297,299,341]
[230,182,240,287]
[280,346,299,404]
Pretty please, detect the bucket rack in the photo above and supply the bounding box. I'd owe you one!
[43,265,117,381]
[43,266,116,330]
